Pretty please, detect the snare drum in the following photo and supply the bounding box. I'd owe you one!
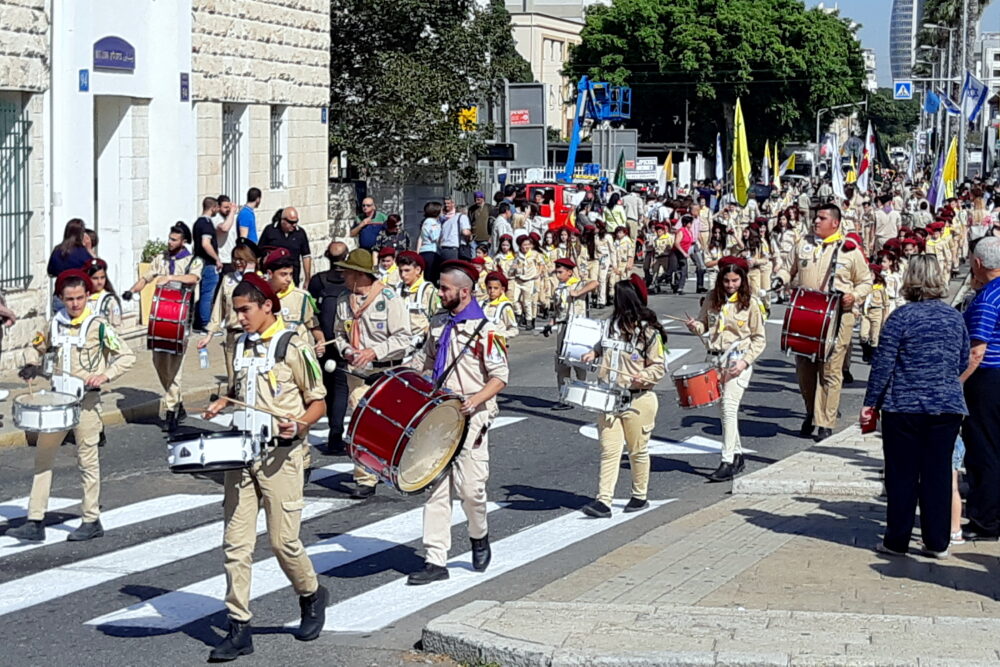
[559,316,605,366]
[167,430,260,473]
[781,288,841,362]
[148,283,194,355]
[672,363,722,409]
[347,369,467,494]
[560,380,631,414]
[13,391,81,433]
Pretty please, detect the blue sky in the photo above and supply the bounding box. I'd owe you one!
[807,1,1000,86]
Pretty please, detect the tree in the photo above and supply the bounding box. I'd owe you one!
[919,0,992,73]
[866,88,920,148]
[328,0,533,190]
[563,0,866,154]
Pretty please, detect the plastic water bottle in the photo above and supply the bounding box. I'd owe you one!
[199,347,209,369]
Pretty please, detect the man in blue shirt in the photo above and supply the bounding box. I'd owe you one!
[237,187,262,243]
[350,197,387,251]
[961,236,1000,540]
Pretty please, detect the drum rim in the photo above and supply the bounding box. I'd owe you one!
[167,429,250,444]
[394,396,467,494]
[671,362,716,379]
[13,390,80,409]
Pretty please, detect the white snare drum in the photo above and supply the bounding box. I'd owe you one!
[559,317,605,367]
[560,380,631,414]
[167,431,260,474]
[13,391,81,433]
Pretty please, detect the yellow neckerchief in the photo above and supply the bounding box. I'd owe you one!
[821,232,843,245]
[88,290,105,302]
[406,276,426,295]
[276,282,296,299]
[522,249,536,260]
[872,284,885,290]
[500,251,514,261]
[259,315,287,341]
[718,293,739,332]
[942,227,953,239]
[658,233,671,241]
[489,294,511,306]
[70,306,94,326]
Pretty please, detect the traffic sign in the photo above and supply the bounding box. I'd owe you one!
[893,81,913,100]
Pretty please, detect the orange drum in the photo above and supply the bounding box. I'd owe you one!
[672,363,722,409]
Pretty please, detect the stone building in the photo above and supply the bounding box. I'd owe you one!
[0,0,331,368]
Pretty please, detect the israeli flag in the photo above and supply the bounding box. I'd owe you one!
[938,90,962,116]
[961,72,989,123]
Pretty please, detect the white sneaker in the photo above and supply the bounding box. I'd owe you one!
[0,389,9,401]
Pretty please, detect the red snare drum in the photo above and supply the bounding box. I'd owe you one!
[148,283,194,355]
[781,288,841,362]
[347,369,468,494]
[672,363,722,409]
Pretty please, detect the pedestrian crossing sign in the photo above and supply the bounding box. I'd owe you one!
[893,81,913,100]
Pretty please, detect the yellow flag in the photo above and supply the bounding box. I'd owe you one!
[943,136,958,198]
[763,140,771,168]
[732,98,751,207]
[773,142,780,187]
[846,155,857,184]
[665,151,674,181]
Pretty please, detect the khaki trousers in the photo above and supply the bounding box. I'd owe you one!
[153,350,184,412]
[347,374,378,487]
[222,443,318,622]
[861,315,882,347]
[596,261,611,306]
[27,392,102,522]
[517,280,537,320]
[423,410,490,566]
[596,390,656,505]
[508,283,522,316]
[720,365,752,464]
[795,312,854,429]
[554,326,586,392]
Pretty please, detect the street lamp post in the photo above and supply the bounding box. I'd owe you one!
[924,21,961,172]
[814,99,868,178]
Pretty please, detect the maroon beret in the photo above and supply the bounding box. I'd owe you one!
[240,272,281,314]
[439,259,480,284]
[485,270,508,290]
[56,269,93,295]
[396,250,425,271]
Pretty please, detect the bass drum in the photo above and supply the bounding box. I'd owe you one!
[347,369,467,494]
[148,283,194,355]
[781,288,841,362]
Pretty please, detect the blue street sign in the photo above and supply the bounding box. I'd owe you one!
[321,107,328,124]
[893,81,913,100]
[79,69,89,92]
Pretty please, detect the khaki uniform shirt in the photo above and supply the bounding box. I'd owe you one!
[41,309,136,384]
[596,323,666,390]
[141,250,204,282]
[691,295,767,364]
[778,233,873,303]
[397,278,439,338]
[417,313,509,417]
[495,252,516,278]
[207,271,244,334]
[277,286,319,339]
[553,277,588,323]
[614,237,635,268]
[481,295,519,340]
[595,235,617,269]
[333,284,410,365]
[512,250,541,283]
[654,233,674,255]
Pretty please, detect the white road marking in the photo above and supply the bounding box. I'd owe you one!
[664,348,691,368]
[314,499,674,633]
[0,497,77,526]
[0,494,223,559]
[577,424,754,456]
[86,501,504,630]
[308,415,527,447]
[766,319,784,325]
[0,499,347,618]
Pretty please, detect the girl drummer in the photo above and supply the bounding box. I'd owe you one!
[84,258,122,328]
[579,275,666,517]
[685,257,766,483]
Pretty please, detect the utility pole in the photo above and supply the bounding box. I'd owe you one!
[959,0,969,177]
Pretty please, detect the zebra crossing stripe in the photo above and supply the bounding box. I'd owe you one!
[86,501,505,630]
[315,499,675,632]
[0,494,223,560]
[0,498,347,618]
[0,497,77,526]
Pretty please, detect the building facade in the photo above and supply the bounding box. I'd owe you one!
[889,0,925,81]
[862,48,878,92]
[0,0,331,368]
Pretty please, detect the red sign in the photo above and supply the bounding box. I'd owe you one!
[625,160,636,169]
[509,109,530,126]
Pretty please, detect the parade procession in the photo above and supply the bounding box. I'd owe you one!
[4,0,1000,665]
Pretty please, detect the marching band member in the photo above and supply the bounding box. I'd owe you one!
[613,225,635,284]
[860,263,889,363]
[9,270,135,542]
[471,256,489,302]
[332,249,410,498]
[685,259,766,482]
[263,248,325,351]
[197,240,259,397]
[879,250,905,312]
[926,222,952,279]
[546,258,598,411]
[703,223,728,293]
[124,222,203,433]
[407,260,508,585]
[512,235,540,331]
[540,230,559,317]
[396,250,439,352]
[377,246,400,285]
[202,274,328,660]
[646,223,674,293]
[594,221,618,307]
[579,276,666,517]
[495,234,517,305]
[84,258,122,328]
[481,271,519,341]
[777,204,872,441]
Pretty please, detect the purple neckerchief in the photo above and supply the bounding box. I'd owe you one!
[169,248,191,274]
[433,299,486,382]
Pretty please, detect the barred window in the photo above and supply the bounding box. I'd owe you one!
[222,104,244,202]
[0,96,32,290]
[270,105,287,190]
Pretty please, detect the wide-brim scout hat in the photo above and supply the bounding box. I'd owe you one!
[335,248,379,276]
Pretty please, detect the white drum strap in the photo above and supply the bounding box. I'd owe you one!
[233,329,295,442]
[50,314,96,397]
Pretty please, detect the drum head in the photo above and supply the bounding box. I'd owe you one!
[396,398,466,493]
[671,362,712,380]
[15,391,78,408]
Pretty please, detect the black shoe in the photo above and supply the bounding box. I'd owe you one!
[6,519,44,541]
[551,402,573,411]
[471,535,491,572]
[843,370,854,384]
[208,619,254,662]
[67,519,104,542]
[97,431,107,447]
[707,461,735,482]
[303,467,313,489]
[581,500,612,518]
[167,411,179,433]
[351,484,376,500]
[161,411,174,433]
[962,524,1000,541]
[177,404,187,422]
[297,585,328,641]
[814,427,833,442]
[315,440,346,456]
[407,563,449,586]
[733,454,746,474]
[696,287,708,294]
[799,416,814,438]
[623,497,649,513]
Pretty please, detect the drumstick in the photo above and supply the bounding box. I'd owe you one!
[661,314,690,323]
[683,312,713,352]
[208,393,309,426]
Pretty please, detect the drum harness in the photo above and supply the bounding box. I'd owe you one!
[48,312,101,400]
[233,329,297,449]
[433,318,491,450]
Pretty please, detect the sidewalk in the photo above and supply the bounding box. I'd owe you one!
[0,332,227,448]
[423,426,1000,666]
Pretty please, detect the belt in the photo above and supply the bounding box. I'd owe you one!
[628,388,648,397]
[706,350,724,356]
[269,437,298,449]
[372,360,402,369]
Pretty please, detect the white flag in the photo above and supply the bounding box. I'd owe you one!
[831,134,847,202]
[715,133,724,182]
[961,72,989,123]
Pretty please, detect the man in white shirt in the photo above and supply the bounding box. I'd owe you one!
[215,194,238,273]
[439,196,471,261]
